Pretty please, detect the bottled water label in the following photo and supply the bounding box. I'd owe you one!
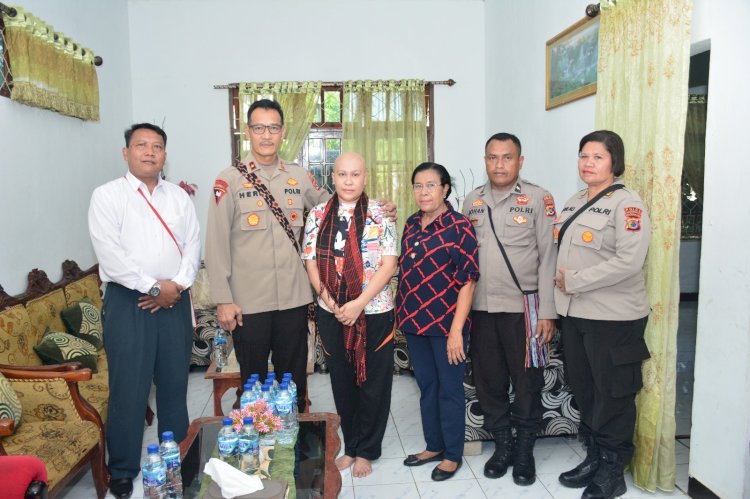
[239,439,258,454]
[218,437,237,456]
[143,467,166,488]
[162,449,180,470]
[276,401,293,415]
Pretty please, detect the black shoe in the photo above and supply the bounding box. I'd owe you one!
[484,428,513,479]
[582,449,627,499]
[431,459,462,481]
[559,434,599,488]
[512,430,537,486]
[403,451,444,467]
[109,477,133,499]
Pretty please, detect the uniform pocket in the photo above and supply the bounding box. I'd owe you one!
[609,340,650,398]
[283,195,304,227]
[570,213,608,250]
[503,213,535,246]
[239,198,268,231]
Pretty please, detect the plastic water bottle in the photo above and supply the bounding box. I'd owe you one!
[142,443,167,498]
[275,382,295,444]
[240,383,258,410]
[217,417,238,465]
[159,431,182,498]
[283,373,299,428]
[260,384,277,414]
[238,416,260,474]
[213,328,228,369]
[267,373,279,393]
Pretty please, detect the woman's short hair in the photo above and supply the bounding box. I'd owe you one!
[412,162,453,200]
[579,130,626,177]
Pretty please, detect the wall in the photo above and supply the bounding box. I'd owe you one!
[689,1,750,497]
[484,0,595,204]
[0,0,132,295]
[127,0,486,230]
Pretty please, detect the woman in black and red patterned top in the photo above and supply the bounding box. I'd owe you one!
[397,162,479,481]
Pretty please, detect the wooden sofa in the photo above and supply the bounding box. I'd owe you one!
[0,260,109,498]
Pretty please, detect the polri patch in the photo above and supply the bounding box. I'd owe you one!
[213,179,228,205]
[513,215,528,225]
[516,194,529,206]
[543,195,556,217]
[624,207,642,232]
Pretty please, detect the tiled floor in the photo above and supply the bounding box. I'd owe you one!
[58,371,690,498]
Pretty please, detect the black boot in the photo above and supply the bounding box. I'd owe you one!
[559,433,599,488]
[582,448,627,499]
[512,430,537,486]
[483,428,513,478]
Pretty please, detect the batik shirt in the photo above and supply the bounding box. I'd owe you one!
[303,199,398,314]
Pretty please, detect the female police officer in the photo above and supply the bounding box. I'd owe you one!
[553,130,651,499]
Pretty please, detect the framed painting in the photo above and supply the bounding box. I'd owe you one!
[546,15,600,110]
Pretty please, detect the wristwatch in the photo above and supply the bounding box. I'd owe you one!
[148,282,161,297]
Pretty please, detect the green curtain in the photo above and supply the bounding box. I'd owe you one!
[239,81,322,162]
[1,6,99,120]
[342,80,427,236]
[595,0,692,492]
[682,95,706,201]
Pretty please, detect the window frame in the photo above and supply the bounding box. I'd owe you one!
[0,15,12,98]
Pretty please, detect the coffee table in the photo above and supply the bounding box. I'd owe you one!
[179,413,342,499]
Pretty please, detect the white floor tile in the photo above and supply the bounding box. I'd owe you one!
[350,457,415,486]
[417,478,487,499]
[380,435,406,459]
[623,472,687,497]
[477,475,553,498]
[675,463,689,493]
[339,464,353,487]
[534,440,586,474]
[383,413,398,437]
[393,414,423,437]
[538,472,587,499]
[399,434,427,455]
[338,485,355,499]
[353,482,421,499]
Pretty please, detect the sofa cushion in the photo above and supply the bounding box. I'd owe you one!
[33,330,98,373]
[60,297,103,350]
[0,372,22,431]
[64,274,103,310]
[79,350,109,422]
[0,305,39,366]
[25,289,67,341]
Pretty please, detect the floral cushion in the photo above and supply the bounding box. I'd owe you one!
[64,274,103,310]
[0,305,38,366]
[60,297,103,350]
[25,289,67,341]
[33,330,98,373]
[0,372,22,431]
[79,350,109,422]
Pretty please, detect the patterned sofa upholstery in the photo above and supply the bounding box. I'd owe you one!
[316,329,580,440]
[0,260,109,497]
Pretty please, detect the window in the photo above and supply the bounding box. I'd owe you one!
[0,16,11,98]
[227,84,434,189]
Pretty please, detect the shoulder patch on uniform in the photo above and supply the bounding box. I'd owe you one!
[213,179,228,205]
[543,194,556,217]
[307,171,322,191]
[472,199,484,206]
[624,206,643,232]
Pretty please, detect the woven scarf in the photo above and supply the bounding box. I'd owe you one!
[316,194,368,385]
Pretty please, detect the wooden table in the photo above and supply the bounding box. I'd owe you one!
[179,413,342,499]
[204,338,242,416]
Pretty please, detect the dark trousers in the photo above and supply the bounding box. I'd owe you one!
[561,315,650,461]
[470,311,543,433]
[233,305,309,412]
[103,284,193,479]
[406,333,466,462]
[317,308,395,460]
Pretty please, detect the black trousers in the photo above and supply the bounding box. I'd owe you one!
[561,315,650,461]
[103,284,193,479]
[233,305,309,412]
[470,311,544,433]
[317,308,394,460]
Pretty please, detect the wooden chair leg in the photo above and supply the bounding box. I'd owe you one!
[145,404,155,426]
[91,440,110,499]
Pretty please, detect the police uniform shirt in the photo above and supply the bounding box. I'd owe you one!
[205,154,330,315]
[553,180,651,321]
[462,179,557,319]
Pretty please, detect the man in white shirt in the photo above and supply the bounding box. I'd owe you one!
[88,123,200,499]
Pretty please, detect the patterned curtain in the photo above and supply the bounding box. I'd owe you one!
[342,80,427,236]
[1,7,99,120]
[595,0,692,491]
[683,95,707,201]
[239,81,321,162]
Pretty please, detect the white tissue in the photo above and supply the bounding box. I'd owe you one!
[204,458,264,498]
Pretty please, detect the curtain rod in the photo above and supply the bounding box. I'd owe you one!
[213,79,456,90]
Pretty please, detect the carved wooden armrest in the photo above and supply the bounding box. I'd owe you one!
[0,417,14,437]
[0,362,83,373]
[0,365,92,382]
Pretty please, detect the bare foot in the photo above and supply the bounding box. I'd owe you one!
[336,455,355,471]
[436,459,459,472]
[352,457,372,478]
[415,450,442,460]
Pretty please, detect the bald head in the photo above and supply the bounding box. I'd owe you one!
[333,152,367,203]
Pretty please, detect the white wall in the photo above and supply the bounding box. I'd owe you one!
[127,0,486,229]
[689,1,750,497]
[0,0,132,295]
[484,0,595,205]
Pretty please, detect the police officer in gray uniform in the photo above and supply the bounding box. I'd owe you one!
[463,133,557,486]
[553,130,651,499]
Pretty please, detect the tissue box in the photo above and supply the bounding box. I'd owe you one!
[204,479,288,499]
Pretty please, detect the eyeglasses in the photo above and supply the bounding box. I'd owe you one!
[248,123,283,135]
[412,183,441,192]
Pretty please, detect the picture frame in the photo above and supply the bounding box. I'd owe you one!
[546,15,600,110]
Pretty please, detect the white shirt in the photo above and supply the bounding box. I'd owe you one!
[88,171,201,293]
